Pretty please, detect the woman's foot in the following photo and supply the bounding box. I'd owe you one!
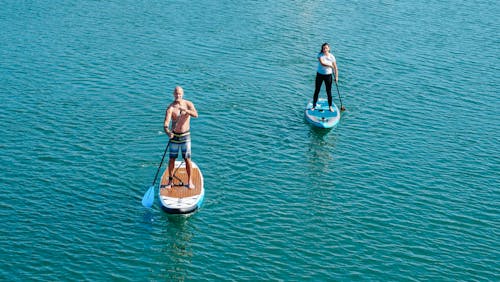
[329,106,334,112]
[185,183,195,189]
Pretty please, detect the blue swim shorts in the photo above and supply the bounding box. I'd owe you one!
[169,131,191,159]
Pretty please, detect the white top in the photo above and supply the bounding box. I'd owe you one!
[316,52,336,75]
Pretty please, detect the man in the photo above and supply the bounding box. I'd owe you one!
[163,86,198,189]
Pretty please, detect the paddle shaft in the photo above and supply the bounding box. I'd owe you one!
[334,80,344,110]
[151,141,170,187]
[172,161,185,183]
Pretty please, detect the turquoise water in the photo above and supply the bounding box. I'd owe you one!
[1,1,499,281]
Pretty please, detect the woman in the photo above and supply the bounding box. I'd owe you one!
[312,42,338,112]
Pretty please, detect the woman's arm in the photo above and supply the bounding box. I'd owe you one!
[332,61,338,82]
[318,56,331,67]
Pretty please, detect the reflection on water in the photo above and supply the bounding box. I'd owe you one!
[139,209,198,281]
[160,214,195,281]
[307,126,337,176]
[309,126,332,139]
[303,125,340,214]
[141,209,155,232]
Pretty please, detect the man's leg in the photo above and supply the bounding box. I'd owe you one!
[162,143,179,189]
[185,158,194,189]
[182,140,194,189]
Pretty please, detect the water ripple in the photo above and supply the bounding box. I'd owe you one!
[1,0,499,281]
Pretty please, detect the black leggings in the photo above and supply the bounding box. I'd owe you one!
[313,72,333,108]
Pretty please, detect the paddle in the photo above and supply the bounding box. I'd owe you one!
[142,141,170,208]
[171,161,185,186]
[334,80,346,111]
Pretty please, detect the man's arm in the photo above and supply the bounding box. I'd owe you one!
[164,107,173,136]
[187,101,198,118]
[180,102,198,118]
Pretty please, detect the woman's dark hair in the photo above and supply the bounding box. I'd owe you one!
[320,42,330,53]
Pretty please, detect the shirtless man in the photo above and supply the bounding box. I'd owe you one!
[163,86,198,189]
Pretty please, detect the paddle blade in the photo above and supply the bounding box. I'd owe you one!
[141,186,155,208]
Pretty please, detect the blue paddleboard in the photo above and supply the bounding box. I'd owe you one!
[304,98,340,128]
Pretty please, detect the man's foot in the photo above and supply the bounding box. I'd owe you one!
[160,182,173,190]
[185,183,195,190]
[310,107,315,111]
[329,106,334,112]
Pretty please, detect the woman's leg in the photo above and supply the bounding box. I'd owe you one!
[325,74,333,107]
[313,73,323,108]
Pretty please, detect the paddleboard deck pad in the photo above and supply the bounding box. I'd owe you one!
[304,98,340,128]
[159,161,204,214]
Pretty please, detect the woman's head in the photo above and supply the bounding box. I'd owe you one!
[320,43,330,53]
